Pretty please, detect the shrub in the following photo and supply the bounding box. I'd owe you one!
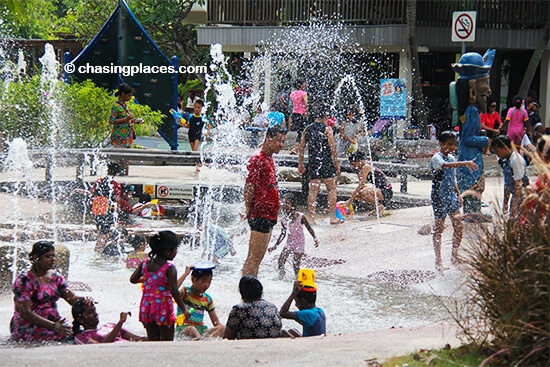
[458,157,549,366]
[0,76,164,148]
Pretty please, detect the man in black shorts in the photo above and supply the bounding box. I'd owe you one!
[242,125,287,277]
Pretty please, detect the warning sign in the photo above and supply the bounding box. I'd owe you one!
[143,185,155,196]
[154,184,194,199]
[452,11,476,42]
[157,185,170,197]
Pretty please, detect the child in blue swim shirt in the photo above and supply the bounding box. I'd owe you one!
[279,280,326,337]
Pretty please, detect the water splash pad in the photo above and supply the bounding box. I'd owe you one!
[0,22,467,348]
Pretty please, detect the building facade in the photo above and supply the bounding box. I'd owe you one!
[194,0,550,128]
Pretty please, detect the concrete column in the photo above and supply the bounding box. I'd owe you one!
[264,54,272,106]
[540,50,549,126]
[397,50,412,138]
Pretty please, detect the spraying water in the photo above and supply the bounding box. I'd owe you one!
[0,25,465,346]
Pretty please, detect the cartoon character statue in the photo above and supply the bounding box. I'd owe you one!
[451,49,495,217]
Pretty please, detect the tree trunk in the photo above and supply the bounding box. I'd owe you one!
[517,14,550,98]
[406,0,428,135]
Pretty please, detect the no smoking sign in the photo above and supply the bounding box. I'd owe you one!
[452,11,476,42]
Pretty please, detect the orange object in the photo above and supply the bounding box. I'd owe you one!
[91,196,108,215]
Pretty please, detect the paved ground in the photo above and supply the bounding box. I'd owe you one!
[2,323,459,367]
[0,147,510,367]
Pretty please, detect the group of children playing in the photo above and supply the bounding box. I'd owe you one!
[430,130,534,272]
[73,229,326,344]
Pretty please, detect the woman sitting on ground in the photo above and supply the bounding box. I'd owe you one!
[11,241,87,342]
[224,275,282,339]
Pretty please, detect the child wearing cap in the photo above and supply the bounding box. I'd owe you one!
[175,263,225,339]
[279,270,326,337]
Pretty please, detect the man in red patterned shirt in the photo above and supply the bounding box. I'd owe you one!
[242,125,287,277]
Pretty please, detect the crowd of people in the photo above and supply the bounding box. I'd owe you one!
[10,236,326,344]
[10,78,548,345]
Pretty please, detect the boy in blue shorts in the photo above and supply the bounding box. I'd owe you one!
[431,131,478,272]
[279,280,326,337]
[491,135,529,218]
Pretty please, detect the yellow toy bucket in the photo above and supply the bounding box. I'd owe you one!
[297,268,317,291]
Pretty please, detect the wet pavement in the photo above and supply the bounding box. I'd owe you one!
[0,146,511,366]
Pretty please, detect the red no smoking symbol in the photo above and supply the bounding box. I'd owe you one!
[157,185,169,197]
[455,14,473,40]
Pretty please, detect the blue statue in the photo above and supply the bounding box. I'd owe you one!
[451,50,495,216]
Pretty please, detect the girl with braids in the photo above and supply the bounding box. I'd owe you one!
[10,241,87,342]
[72,299,145,344]
[130,231,191,341]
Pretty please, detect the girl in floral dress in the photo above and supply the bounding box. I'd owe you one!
[130,231,191,341]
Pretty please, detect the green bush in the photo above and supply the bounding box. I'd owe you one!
[0,76,164,148]
[458,160,550,366]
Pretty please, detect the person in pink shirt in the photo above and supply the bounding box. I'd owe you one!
[72,298,146,344]
[289,81,308,154]
[504,95,531,146]
[268,194,319,279]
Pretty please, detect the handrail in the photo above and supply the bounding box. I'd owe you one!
[206,0,548,29]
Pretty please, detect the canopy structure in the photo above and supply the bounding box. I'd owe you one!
[64,0,181,150]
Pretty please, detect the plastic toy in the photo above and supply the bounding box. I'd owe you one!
[335,201,354,221]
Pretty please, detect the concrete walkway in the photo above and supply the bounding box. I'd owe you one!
[2,323,459,367]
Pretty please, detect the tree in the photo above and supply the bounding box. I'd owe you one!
[0,0,57,38]
[406,0,427,134]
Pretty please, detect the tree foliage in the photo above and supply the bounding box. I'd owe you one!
[0,0,63,38]
[0,76,163,148]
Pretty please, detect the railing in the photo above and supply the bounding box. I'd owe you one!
[0,147,421,193]
[416,0,549,29]
[208,0,406,25]
[206,0,548,29]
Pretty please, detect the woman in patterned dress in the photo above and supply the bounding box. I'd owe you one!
[109,83,136,148]
[224,275,282,339]
[11,241,85,342]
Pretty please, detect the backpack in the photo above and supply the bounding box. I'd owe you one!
[91,177,116,215]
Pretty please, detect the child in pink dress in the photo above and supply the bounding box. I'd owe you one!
[130,231,191,341]
[268,194,319,278]
[72,298,146,344]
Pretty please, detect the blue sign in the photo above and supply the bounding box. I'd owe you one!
[379,78,406,119]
